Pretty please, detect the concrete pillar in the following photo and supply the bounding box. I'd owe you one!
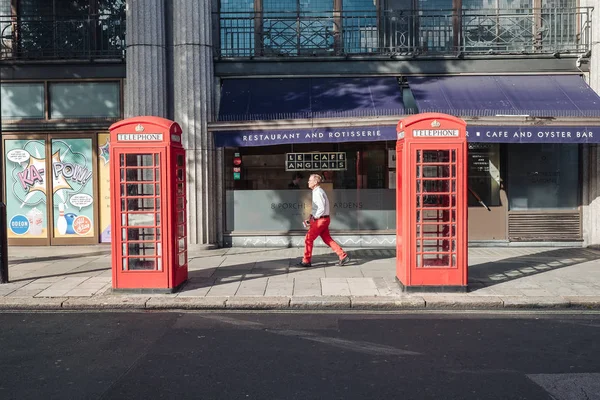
[172,0,217,245]
[580,2,600,247]
[583,145,600,247]
[125,0,168,118]
[586,1,599,91]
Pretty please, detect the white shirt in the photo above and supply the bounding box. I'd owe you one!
[311,186,330,218]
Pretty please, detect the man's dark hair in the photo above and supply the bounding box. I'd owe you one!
[292,172,303,180]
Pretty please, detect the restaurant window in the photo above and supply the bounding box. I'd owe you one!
[224,142,396,232]
[507,144,579,210]
[468,143,501,208]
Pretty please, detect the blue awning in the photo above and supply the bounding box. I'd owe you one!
[407,75,600,117]
[218,77,405,121]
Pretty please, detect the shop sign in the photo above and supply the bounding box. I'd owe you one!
[214,125,600,147]
[285,152,347,171]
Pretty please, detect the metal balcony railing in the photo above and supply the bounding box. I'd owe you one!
[0,14,125,61]
[215,8,592,58]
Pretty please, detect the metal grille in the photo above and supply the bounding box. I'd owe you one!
[215,7,592,57]
[508,211,582,241]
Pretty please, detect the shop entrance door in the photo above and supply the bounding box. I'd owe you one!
[3,134,98,245]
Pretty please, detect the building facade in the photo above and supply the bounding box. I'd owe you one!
[2,0,600,248]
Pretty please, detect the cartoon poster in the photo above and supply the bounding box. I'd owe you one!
[4,139,49,239]
[51,138,95,238]
[98,133,111,242]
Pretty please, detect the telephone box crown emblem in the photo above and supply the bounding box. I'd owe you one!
[431,120,441,128]
[135,124,145,132]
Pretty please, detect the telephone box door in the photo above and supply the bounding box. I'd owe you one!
[411,144,466,285]
[114,150,168,288]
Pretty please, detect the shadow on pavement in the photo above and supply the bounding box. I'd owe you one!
[468,247,600,288]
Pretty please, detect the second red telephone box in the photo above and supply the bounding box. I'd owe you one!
[109,116,188,291]
[396,113,468,292]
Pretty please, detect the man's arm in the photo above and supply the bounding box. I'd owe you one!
[313,189,326,218]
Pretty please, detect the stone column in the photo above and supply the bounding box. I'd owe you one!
[580,1,600,247]
[125,0,168,117]
[172,0,217,245]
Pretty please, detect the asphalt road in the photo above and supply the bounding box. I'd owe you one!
[1,311,599,400]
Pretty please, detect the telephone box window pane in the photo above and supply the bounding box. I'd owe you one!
[177,211,185,224]
[177,197,185,209]
[423,180,450,193]
[128,243,156,256]
[178,225,185,237]
[120,154,125,166]
[49,82,119,118]
[128,258,156,270]
[155,169,161,182]
[155,154,160,165]
[1,83,45,119]
[177,183,184,195]
[126,154,154,167]
[127,213,155,226]
[127,227,156,241]
[126,183,154,196]
[423,165,450,177]
[177,169,184,181]
[178,238,186,252]
[177,155,184,167]
[423,150,450,163]
[126,197,155,211]
[179,253,186,267]
[122,258,127,271]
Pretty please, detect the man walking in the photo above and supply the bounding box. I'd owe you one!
[297,174,350,267]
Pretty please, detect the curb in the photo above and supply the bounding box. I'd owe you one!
[1,295,600,311]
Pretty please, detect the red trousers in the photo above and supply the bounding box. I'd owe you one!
[303,217,347,263]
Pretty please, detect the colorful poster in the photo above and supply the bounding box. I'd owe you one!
[98,133,111,242]
[51,138,95,238]
[4,139,49,239]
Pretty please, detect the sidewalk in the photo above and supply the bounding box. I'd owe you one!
[1,245,600,310]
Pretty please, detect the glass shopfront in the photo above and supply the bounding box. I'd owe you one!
[222,140,582,242]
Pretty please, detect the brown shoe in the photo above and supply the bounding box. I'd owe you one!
[339,255,351,266]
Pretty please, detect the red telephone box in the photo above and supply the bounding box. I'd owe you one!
[396,113,468,292]
[109,116,188,291]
